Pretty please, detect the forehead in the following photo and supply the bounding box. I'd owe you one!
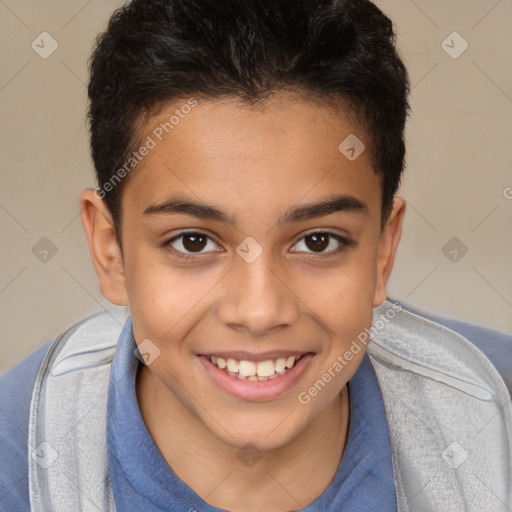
[121,92,382,224]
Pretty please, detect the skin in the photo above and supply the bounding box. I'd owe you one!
[80,91,405,512]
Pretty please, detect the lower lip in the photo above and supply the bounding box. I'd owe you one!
[198,353,315,402]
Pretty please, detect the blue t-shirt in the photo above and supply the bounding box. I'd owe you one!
[107,319,397,511]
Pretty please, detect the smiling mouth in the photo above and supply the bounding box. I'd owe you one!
[207,354,308,381]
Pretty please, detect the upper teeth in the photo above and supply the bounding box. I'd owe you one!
[210,355,300,378]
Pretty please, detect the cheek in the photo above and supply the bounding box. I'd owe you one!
[307,251,377,369]
[303,250,377,325]
[304,266,376,401]
[123,245,199,338]
[125,252,236,359]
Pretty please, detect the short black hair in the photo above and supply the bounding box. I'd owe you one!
[87,0,410,247]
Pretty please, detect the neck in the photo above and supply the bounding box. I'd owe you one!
[136,364,350,512]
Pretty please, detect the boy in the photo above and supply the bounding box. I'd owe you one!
[1,0,511,511]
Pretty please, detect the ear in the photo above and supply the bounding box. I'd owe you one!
[80,188,129,306]
[373,196,406,307]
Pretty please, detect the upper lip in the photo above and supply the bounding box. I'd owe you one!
[199,350,314,362]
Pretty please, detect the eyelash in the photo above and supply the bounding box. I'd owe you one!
[163,229,354,261]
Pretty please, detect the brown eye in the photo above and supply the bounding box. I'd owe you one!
[292,231,351,255]
[166,231,219,257]
[304,233,330,252]
[182,233,208,252]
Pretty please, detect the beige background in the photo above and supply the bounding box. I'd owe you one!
[1,0,511,373]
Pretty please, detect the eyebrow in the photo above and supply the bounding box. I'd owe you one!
[143,194,368,226]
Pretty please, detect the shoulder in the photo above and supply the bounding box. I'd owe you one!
[0,340,53,510]
[0,310,128,511]
[370,301,512,510]
[401,302,512,396]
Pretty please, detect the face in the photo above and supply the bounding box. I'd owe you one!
[82,92,404,451]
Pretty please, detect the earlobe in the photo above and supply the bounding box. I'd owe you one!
[373,196,406,307]
[80,188,129,306]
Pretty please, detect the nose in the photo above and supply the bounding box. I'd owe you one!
[216,252,300,336]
